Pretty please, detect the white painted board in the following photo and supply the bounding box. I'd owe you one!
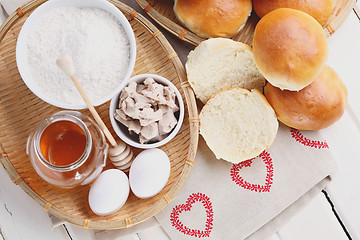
[320,6,360,240]
[277,192,348,240]
[327,8,360,121]
[0,166,68,240]
[321,109,360,239]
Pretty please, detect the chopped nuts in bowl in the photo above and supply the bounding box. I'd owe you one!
[109,74,184,149]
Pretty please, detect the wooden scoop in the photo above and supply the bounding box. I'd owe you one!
[56,54,134,171]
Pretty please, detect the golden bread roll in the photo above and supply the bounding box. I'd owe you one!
[173,0,252,38]
[200,88,278,163]
[264,65,347,130]
[186,38,265,103]
[253,0,333,26]
[252,8,328,91]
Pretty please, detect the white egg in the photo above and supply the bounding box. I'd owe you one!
[129,148,170,199]
[88,169,129,216]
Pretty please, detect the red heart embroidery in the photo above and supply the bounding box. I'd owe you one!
[170,192,214,238]
[290,128,329,149]
[230,151,274,193]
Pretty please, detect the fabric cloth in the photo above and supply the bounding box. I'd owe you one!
[155,124,337,239]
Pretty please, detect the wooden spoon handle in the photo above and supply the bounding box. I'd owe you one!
[70,74,117,147]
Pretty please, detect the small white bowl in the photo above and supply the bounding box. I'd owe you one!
[16,0,136,109]
[110,74,184,149]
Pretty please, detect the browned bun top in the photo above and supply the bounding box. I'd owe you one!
[252,8,328,91]
[173,0,252,38]
[253,0,333,26]
[264,65,348,130]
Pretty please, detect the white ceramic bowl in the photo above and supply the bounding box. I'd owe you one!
[16,0,136,109]
[110,74,184,149]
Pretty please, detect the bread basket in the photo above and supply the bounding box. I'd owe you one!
[0,0,199,229]
[135,0,356,45]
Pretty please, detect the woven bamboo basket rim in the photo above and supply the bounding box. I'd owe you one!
[0,0,199,229]
[135,0,356,46]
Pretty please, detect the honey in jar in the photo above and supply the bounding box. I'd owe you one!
[27,111,109,188]
[40,120,87,166]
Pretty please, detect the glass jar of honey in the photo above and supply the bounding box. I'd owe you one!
[26,111,108,188]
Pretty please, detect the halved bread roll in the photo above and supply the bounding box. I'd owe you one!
[200,88,278,163]
[186,38,265,103]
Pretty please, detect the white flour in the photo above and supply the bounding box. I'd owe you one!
[27,7,130,106]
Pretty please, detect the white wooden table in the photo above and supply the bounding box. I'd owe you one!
[1,1,360,239]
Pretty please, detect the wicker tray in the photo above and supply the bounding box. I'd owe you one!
[135,0,356,46]
[0,0,199,229]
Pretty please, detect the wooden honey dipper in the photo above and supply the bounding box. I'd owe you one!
[56,54,134,171]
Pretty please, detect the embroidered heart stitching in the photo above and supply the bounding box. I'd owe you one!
[170,192,214,238]
[290,128,329,149]
[230,151,274,193]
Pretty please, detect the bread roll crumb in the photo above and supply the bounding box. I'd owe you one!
[186,38,265,103]
[200,88,278,163]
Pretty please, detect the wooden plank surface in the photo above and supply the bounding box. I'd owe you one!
[0,166,69,240]
[320,7,360,239]
[321,111,360,239]
[276,192,348,240]
[326,7,360,122]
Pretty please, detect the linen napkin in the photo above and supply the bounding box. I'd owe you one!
[155,124,337,239]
